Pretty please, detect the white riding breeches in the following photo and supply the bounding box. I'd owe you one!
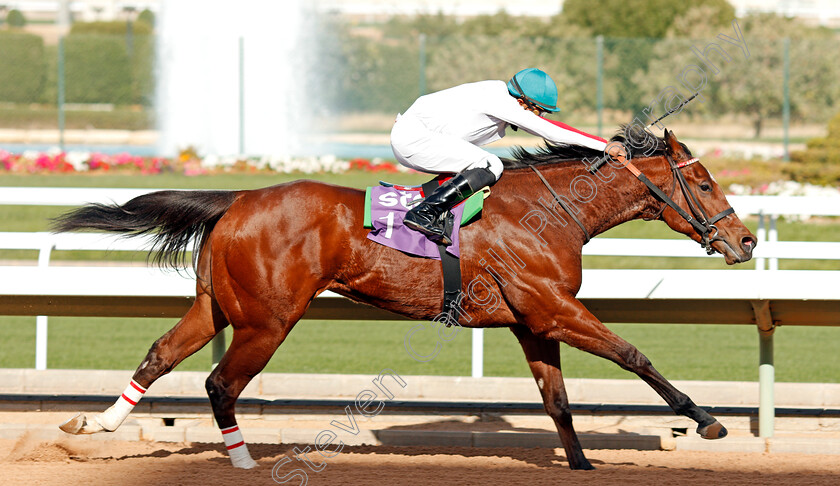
[390,115,504,180]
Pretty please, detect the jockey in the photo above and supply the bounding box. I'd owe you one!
[391,67,611,245]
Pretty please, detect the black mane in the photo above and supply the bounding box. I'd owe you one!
[502,124,687,169]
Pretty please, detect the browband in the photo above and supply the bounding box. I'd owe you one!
[676,157,699,169]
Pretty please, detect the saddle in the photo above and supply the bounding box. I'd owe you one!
[363,176,486,258]
[364,175,488,325]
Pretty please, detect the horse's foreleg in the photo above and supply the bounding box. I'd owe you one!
[535,298,726,441]
[510,325,593,470]
[60,291,224,435]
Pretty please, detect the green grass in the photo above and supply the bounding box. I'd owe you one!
[2,316,838,382]
[1,172,838,380]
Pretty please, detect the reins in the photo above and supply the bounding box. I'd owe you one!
[528,165,591,243]
[528,151,734,254]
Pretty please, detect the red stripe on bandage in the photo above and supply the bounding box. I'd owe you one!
[541,118,609,144]
[121,393,138,406]
[129,381,146,394]
[226,441,245,450]
[221,426,239,435]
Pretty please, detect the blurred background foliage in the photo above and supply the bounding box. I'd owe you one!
[320,7,840,133]
[0,3,838,184]
[1,5,837,131]
[788,111,840,185]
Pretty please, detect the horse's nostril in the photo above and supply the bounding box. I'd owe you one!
[741,236,757,253]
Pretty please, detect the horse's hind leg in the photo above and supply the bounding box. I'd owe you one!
[510,325,593,470]
[60,290,225,435]
[203,320,296,469]
[533,296,727,441]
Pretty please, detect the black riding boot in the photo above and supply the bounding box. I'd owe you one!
[404,167,496,245]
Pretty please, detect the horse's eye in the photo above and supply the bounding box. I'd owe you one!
[699,182,712,193]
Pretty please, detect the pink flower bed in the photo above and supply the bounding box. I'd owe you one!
[0,150,404,175]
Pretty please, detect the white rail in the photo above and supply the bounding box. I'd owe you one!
[1,188,839,439]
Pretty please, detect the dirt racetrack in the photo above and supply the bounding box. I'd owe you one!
[3,434,840,486]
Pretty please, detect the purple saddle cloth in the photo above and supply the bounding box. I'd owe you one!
[366,186,465,259]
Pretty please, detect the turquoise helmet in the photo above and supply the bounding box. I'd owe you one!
[507,68,560,113]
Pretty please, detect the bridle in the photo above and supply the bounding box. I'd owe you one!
[530,152,735,255]
[646,154,735,254]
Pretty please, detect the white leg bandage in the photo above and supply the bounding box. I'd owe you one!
[96,380,146,431]
[221,425,258,469]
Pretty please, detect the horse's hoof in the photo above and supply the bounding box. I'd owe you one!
[236,459,258,469]
[697,420,728,440]
[231,456,258,469]
[569,455,595,470]
[59,413,85,434]
[59,413,105,434]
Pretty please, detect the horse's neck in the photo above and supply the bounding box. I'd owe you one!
[500,157,670,240]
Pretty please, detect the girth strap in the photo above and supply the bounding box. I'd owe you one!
[529,165,591,243]
[421,180,462,327]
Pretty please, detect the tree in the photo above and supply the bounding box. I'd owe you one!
[0,32,45,103]
[69,20,153,35]
[425,18,596,112]
[383,11,591,39]
[787,111,840,185]
[382,13,460,38]
[137,9,155,28]
[562,0,734,38]
[6,9,26,28]
[632,6,736,123]
[635,11,840,138]
[717,14,840,138]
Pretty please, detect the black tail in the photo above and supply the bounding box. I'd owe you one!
[52,190,239,270]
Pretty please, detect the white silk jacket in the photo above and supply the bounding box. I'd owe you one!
[402,80,608,152]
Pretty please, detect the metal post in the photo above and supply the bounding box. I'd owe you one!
[471,328,484,378]
[768,215,779,271]
[126,21,133,57]
[35,241,55,370]
[755,213,766,271]
[124,6,136,58]
[211,331,226,368]
[782,38,790,162]
[238,36,245,156]
[751,300,775,438]
[57,0,70,28]
[758,330,775,437]
[596,35,604,138]
[36,317,48,370]
[418,33,427,97]
[57,36,66,152]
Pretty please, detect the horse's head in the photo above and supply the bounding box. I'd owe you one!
[654,129,756,264]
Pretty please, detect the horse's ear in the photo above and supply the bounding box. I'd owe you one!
[663,129,683,156]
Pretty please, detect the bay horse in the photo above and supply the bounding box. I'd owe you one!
[54,128,756,470]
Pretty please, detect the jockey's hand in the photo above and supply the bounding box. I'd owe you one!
[607,143,627,165]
